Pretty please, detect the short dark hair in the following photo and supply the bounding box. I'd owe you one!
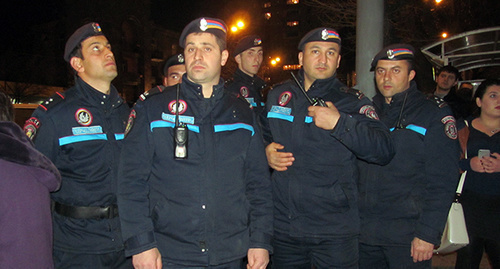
[0,92,14,122]
[437,65,460,80]
[69,43,84,62]
[474,79,500,100]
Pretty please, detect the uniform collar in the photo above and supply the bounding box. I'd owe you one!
[75,76,123,108]
[181,75,226,100]
[233,68,266,89]
[374,80,419,108]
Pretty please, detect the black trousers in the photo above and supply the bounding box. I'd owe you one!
[53,249,133,269]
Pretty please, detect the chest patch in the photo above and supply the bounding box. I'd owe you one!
[240,86,249,97]
[270,105,292,115]
[278,91,292,106]
[168,100,187,115]
[75,108,93,126]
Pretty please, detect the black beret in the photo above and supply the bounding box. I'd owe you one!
[163,53,185,75]
[370,44,415,71]
[64,22,104,62]
[233,35,262,57]
[179,17,227,48]
[298,27,341,51]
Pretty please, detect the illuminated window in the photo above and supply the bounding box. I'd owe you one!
[283,64,301,71]
[265,13,272,20]
[287,0,299,4]
[264,2,271,8]
[287,21,299,27]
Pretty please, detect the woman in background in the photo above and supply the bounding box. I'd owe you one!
[455,79,500,269]
[0,92,61,268]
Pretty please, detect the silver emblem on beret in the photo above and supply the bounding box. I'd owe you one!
[387,49,395,59]
[321,29,328,40]
[178,54,184,63]
[200,18,208,31]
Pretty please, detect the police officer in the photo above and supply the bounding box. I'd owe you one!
[226,35,266,117]
[162,53,186,86]
[24,22,132,268]
[357,44,460,268]
[117,17,273,269]
[261,27,394,268]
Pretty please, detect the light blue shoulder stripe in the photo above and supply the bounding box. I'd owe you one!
[407,124,427,135]
[59,134,107,146]
[390,124,427,136]
[115,133,124,140]
[150,120,200,133]
[267,112,294,122]
[305,116,313,123]
[214,123,255,136]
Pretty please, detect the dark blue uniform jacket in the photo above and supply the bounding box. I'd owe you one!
[27,77,129,253]
[226,68,266,110]
[117,76,273,266]
[358,82,460,246]
[261,70,394,238]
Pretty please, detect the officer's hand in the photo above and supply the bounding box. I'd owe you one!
[307,101,340,130]
[132,248,162,269]
[247,248,269,269]
[471,156,486,173]
[482,152,500,173]
[410,237,434,263]
[265,142,294,171]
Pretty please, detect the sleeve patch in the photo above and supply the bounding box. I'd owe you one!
[441,115,457,139]
[359,105,379,120]
[124,109,137,137]
[24,117,41,140]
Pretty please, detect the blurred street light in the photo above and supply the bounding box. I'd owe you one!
[230,20,246,33]
[441,32,448,38]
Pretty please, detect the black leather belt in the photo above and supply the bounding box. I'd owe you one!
[53,202,119,219]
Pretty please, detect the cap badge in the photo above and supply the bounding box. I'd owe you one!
[254,38,262,46]
[387,49,395,59]
[321,29,329,40]
[200,18,208,31]
[178,54,184,63]
[92,23,102,33]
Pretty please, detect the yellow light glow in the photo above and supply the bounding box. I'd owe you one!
[231,26,238,32]
[276,57,281,62]
[435,0,442,3]
[271,60,277,65]
[237,21,245,28]
[441,32,448,38]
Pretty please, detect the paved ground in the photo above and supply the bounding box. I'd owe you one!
[432,252,491,268]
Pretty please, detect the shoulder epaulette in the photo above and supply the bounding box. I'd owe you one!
[427,95,448,108]
[340,86,365,100]
[269,79,290,91]
[139,85,165,102]
[37,92,65,112]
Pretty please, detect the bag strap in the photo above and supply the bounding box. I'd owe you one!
[456,120,469,195]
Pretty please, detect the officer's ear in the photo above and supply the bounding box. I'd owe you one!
[235,54,242,65]
[221,50,229,67]
[70,57,84,73]
[298,52,304,66]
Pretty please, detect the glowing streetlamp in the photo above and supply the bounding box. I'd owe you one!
[230,20,246,34]
[441,32,448,38]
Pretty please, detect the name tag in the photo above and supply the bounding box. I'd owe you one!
[270,105,292,115]
[162,113,195,125]
[72,125,103,135]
